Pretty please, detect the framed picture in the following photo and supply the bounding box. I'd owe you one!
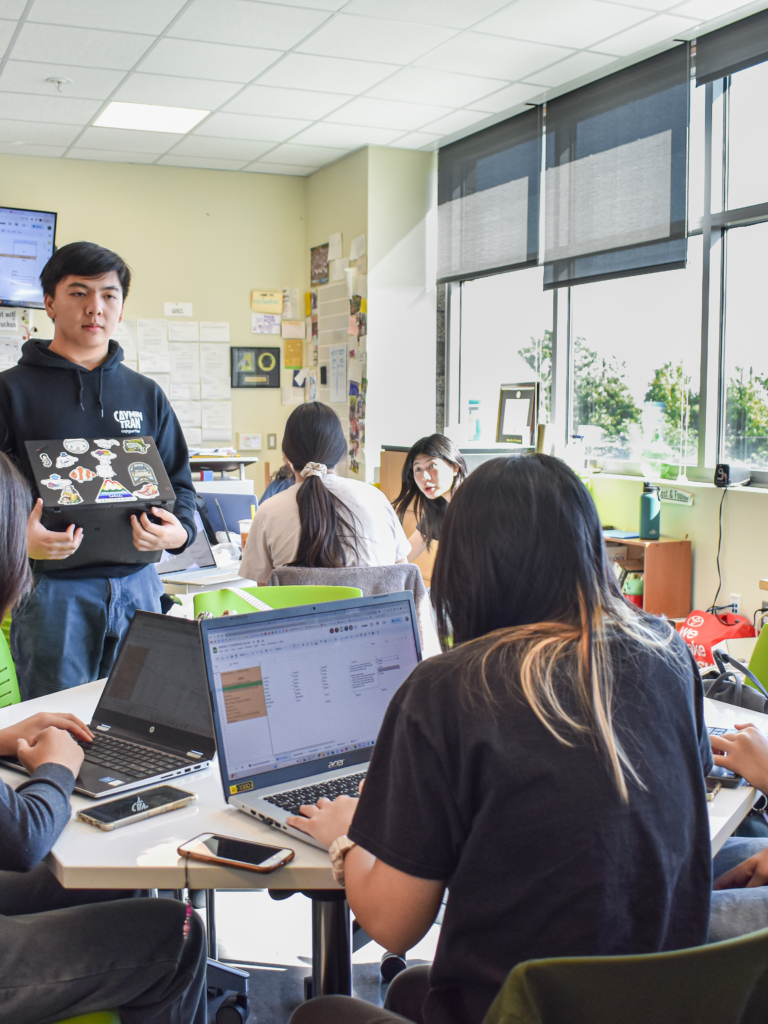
[231,346,280,388]
[496,382,539,446]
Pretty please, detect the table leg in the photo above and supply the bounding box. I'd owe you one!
[206,889,218,960]
[311,894,352,996]
[240,464,246,480]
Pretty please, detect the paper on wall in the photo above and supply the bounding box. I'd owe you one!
[112,319,137,360]
[142,372,171,395]
[281,320,305,340]
[355,254,367,274]
[345,267,358,299]
[170,383,201,401]
[168,321,200,342]
[172,400,202,428]
[137,319,169,371]
[183,427,202,446]
[251,290,282,314]
[200,343,230,380]
[0,309,19,332]
[252,313,281,335]
[164,302,193,317]
[355,274,367,298]
[281,288,300,319]
[200,321,230,342]
[170,342,200,383]
[0,336,22,370]
[350,235,366,260]
[328,232,342,261]
[330,257,349,282]
[139,352,170,372]
[202,401,232,439]
[282,387,303,406]
[330,343,347,404]
[201,377,230,400]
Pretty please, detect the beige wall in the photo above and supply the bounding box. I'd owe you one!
[0,152,308,492]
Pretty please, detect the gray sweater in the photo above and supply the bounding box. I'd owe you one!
[0,763,75,872]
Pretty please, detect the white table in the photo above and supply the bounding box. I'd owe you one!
[705,696,765,855]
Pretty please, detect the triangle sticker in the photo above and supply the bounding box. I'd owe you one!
[96,478,137,503]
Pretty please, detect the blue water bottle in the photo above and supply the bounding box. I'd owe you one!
[639,482,661,540]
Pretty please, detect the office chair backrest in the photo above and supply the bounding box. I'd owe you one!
[0,630,20,709]
[749,627,768,690]
[197,491,257,538]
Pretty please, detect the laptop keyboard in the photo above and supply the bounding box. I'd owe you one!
[80,732,190,778]
[265,772,367,816]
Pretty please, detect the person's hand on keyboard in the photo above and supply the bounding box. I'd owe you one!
[0,712,94,756]
[287,790,360,848]
[16,725,85,778]
[710,724,768,794]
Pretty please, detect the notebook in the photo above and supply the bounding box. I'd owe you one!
[157,511,243,586]
[200,592,421,849]
[0,612,216,798]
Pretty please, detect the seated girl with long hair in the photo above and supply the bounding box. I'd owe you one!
[287,454,713,1024]
[392,434,467,562]
[240,402,410,584]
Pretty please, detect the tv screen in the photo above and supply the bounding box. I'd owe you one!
[0,206,57,309]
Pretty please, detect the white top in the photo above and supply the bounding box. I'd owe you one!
[240,473,411,584]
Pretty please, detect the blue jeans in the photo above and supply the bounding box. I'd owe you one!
[709,837,768,941]
[11,565,164,700]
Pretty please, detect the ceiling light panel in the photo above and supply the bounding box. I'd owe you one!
[367,67,510,107]
[169,0,330,50]
[597,12,699,55]
[137,39,280,83]
[224,85,349,120]
[95,101,210,134]
[12,23,153,69]
[470,81,545,113]
[0,61,124,99]
[67,148,159,163]
[169,136,275,160]
[0,142,65,157]
[114,73,241,110]
[477,0,651,49]
[28,0,187,35]
[529,50,618,87]
[244,161,316,174]
[326,96,453,130]
[256,53,395,92]
[157,154,248,170]
[296,14,458,64]
[193,111,311,141]
[1,93,103,124]
[291,121,404,146]
[416,33,574,79]
[0,119,81,145]
[75,126,185,152]
[258,142,349,165]
[342,0,511,30]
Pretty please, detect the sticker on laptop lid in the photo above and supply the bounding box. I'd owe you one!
[55,452,78,469]
[39,453,52,468]
[230,781,254,795]
[128,462,156,487]
[96,478,137,503]
[41,474,67,490]
[133,483,159,500]
[63,438,89,455]
[70,466,97,483]
[93,438,120,448]
[123,438,149,454]
[58,484,83,505]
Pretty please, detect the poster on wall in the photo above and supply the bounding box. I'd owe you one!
[310,243,329,286]
[231,346,280,388]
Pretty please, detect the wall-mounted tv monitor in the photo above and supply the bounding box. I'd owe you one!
[0,206,57,309]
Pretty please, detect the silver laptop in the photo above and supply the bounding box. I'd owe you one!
[0,612,216,798]
[200,593,422,849]
[157,510,242,586]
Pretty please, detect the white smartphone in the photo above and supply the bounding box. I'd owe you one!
[178,833,294,873]
[77,785,197,831]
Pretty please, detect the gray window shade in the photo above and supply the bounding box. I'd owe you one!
[544,45,689,290]
[437,108,541,284]
[696,8,768,85]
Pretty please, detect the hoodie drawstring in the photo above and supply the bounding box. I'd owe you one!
[75,369,84,411]
[98,366,105,417]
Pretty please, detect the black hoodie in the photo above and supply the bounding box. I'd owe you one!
[0,339,196,579]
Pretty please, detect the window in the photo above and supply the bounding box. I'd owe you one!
[726,61,768,210]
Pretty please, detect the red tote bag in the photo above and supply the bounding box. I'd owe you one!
[678,610,755,669]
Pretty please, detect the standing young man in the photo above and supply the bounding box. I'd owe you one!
[0,241,196,699]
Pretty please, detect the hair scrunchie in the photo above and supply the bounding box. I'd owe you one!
[302,462,327,478]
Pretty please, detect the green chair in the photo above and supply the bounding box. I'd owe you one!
[193,584,362,619]
[52,1013,120,1024]
[749,627,768,690]
[0,628,20,709]
[482,925,768,1024]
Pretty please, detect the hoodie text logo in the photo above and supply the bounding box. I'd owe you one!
[114,410,143,433]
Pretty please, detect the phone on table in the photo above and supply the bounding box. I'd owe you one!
[77,785,197,831]
[707,765,747,789]
[178,833,294,873]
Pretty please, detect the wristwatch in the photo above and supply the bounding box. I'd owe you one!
[329,835,357,887]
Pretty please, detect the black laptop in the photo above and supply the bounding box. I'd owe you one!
[0,612,216,798]
[24,436,175,571]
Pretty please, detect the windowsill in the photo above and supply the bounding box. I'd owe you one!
[590,471,768,493]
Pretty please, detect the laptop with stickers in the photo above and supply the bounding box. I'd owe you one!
[0,612,216,798]
[199,593,421,850]
[24,436,175,570]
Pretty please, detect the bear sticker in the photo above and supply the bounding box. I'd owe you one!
[55,452,79,469]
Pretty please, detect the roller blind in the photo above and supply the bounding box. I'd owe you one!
[437,107,541,284]
[543,45,689,290]
[696,8,768,85]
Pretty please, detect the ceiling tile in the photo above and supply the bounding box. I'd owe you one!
[114,73,240,109]
[256,52,395,92]
[0,92,102,124]
[0,142,66,157]
[367,67,509,107]
[0,18,16,56]
[12,23,153,70]
[66,148,159,163]
[192,111,311,141]
[469,81,544,113]
[0,118,81,144]
[168,136,274,159]
[597,12,699,54]
[530,50,618,88]
[0,61,125,99]
[259,0,345,8]
[243,161,314,174]
[28,0,187,34]
[391,130,442,149]
[422,108,491,135]
[223,84,349,120]
[289,121,403,146]
[476,0,650,48]
[416,33,573,80]
[157,154,247,170]
[673,0,751,18]
[137,39,279,83]
[341,0,511,30]
[599,0,687,9]
[169,0,330,50]
[326,96,452,130]
[258,141,349,165]
[296,13,457,64]
[0,1,25,17]
[75,125,184,152]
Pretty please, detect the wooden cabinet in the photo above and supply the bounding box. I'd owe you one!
[606,537,692,619]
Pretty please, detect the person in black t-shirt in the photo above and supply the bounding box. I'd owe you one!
[288,454,713,1024]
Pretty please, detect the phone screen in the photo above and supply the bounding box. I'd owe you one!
[84,785,191,824]
[196,835,287,865]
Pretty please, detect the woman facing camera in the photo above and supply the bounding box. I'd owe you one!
[240,402,410,584]
[288,455,713,1024]
[392,434,467,562]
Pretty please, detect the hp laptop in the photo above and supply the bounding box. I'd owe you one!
[24,436,175,571]
[200,592,422,849]
[157,511,243,587]
[0,612,216,798]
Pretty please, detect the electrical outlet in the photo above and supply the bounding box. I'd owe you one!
[730,593,741,616]
[267,433,277,450]
[238,433,262,450]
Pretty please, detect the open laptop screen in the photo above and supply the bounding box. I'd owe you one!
[157,511,215,574]
[203,596,420,783]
